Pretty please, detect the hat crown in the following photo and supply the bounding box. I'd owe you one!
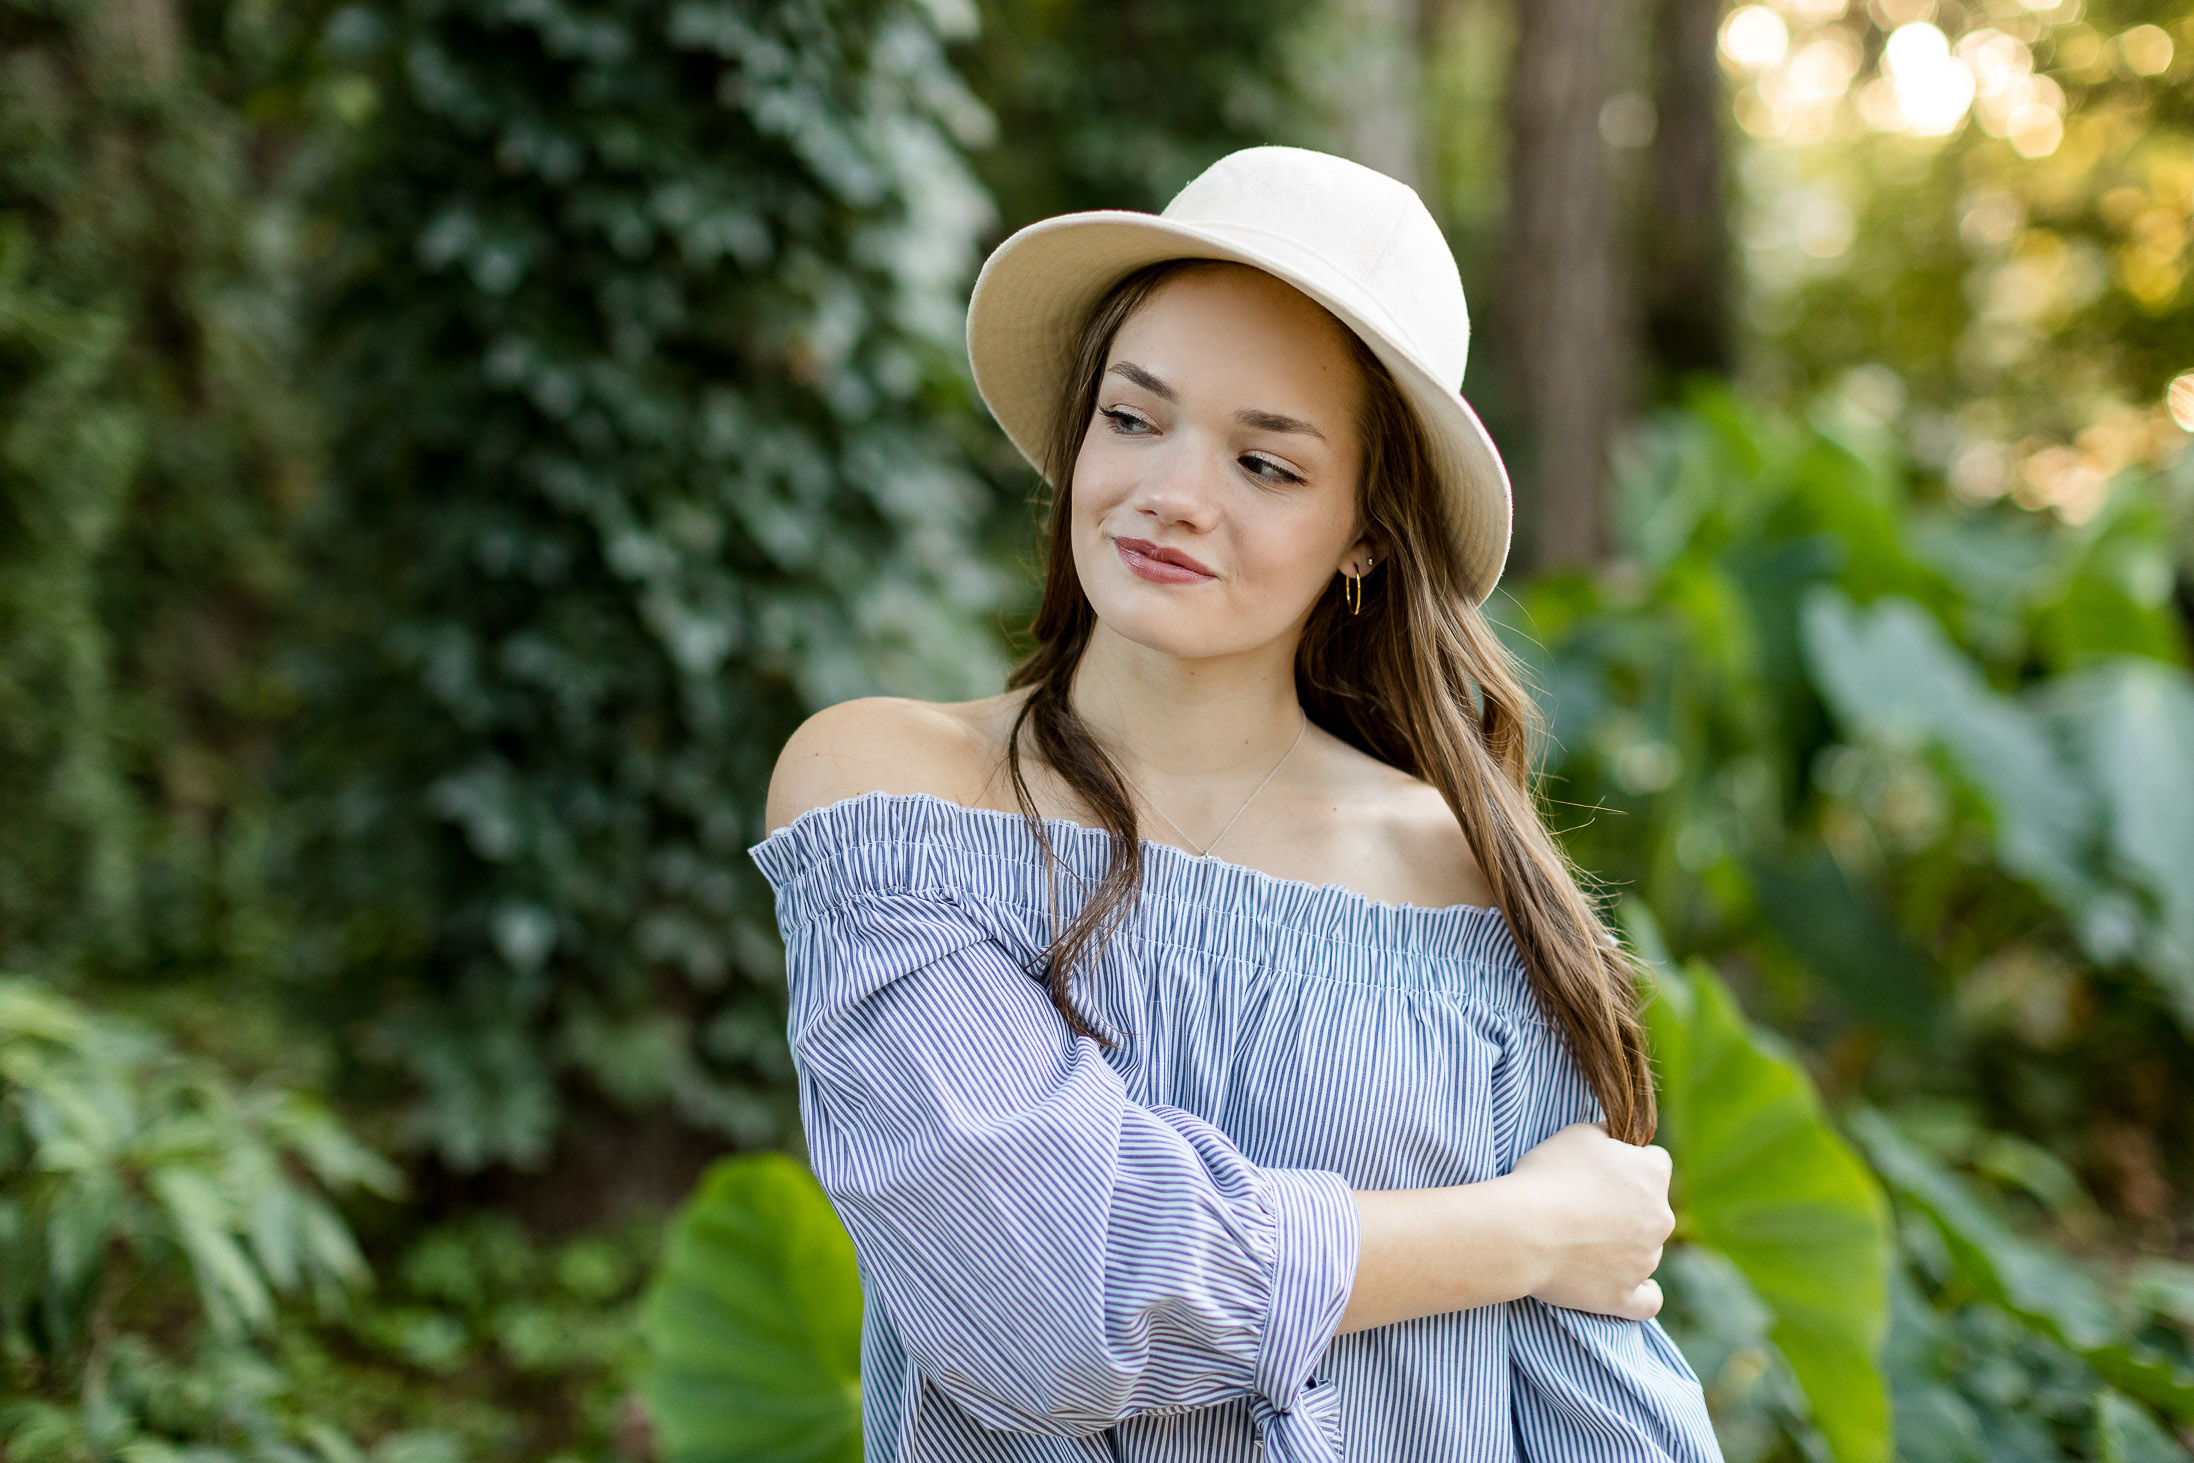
[960,143,1514,602]
[1159,146,1471,388]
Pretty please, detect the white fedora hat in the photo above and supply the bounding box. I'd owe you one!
[965,144,1514,604]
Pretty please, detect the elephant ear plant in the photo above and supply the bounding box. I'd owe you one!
[1626,903,1895,1463]
[641,1151,863,1463]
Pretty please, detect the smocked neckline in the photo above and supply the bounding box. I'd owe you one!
[750,788,1507,926]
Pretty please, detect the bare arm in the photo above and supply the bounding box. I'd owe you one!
[1340,1121,1674,1333]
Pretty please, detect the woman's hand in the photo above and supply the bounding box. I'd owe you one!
[1339,1122,1675,1333]
[1505,1121,1674,1321]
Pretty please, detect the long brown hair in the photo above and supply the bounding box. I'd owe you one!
[1001,258,1657,1145]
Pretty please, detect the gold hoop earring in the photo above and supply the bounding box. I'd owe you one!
[1344,570,1362,616]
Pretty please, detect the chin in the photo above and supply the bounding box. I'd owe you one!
[1082,579,1272,661]
[1099,610,1224,659]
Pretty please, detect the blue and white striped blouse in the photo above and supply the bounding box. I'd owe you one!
[750,790,1722,1463]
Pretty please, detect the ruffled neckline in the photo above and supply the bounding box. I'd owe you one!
[749,789,1520,975]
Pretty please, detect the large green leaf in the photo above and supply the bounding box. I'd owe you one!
[1850,1109,2194,1421]
[1631,911,1894,1463]
[2045,660,2194,1027]
[1805,589,2194,1034]
[640,1152,863,1463]
[1799,586,2096,908]
[2095,1389,2191,1463]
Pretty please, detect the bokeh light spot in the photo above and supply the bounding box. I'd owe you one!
[1722,6,1791,69]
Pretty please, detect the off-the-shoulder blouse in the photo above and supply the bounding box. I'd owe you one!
[749,790,1721,1463]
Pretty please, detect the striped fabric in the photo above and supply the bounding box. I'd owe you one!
[750,791,1723,1463]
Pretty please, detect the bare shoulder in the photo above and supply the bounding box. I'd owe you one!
[1299,730,1493,907]
[1391,779,1488,896]
[764,693,1016,834]
[1360,753,1480,862]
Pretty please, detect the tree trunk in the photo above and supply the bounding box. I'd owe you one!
[1643,0,1735,391]
[1308,0,1425,192]
[1497,0,1629,571]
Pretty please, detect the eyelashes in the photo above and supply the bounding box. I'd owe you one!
[1248,458,1306,485]
[1096,407,1306,486]
[1098,406,1152,436]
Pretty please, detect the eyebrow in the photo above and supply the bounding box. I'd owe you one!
[1105,361,1330,443]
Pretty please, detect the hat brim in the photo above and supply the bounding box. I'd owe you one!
[966,210,1514,605]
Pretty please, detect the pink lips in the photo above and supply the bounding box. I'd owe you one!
[1114,536,1217,585]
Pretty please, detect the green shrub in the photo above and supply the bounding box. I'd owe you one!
[0,0,315,980]
[0,978,396,1462]
[272,1209,661,1463]
[287,0,1016,1176]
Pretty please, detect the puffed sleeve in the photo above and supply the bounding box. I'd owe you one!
[759,826,1359,1457]
[1503,1011,1726,1463]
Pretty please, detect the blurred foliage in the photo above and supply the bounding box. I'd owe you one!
[0,976,394,1462]
[1835,1100,2194,1463]
[0,0,315,980]
[953,0,1326,230]
[1855,1110,2194,1421]
[284,0,1015,1175]
[1728,0,2194,569]
[268,1209,660,1463]
[0,971,658,1463]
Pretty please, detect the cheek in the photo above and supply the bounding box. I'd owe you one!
[1231,504,1350,594]
[1066,445,1138,552]
[1070,434,1131,511]
[1064,457,1119,576]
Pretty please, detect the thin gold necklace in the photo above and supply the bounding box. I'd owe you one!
[1117,713,1309,859]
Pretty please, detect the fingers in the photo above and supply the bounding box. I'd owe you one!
[1570,1276,1665,1321]
[1638,1144,1676,1207]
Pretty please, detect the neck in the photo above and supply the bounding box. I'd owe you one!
[1067,619,1305,787]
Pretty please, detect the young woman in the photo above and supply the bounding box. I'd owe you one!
[754,147,1722,1463]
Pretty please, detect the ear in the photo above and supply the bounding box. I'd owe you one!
[1337,529,1380,579]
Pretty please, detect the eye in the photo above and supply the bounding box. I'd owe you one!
[1242,453,1304,486]
[1099,406,1153,435]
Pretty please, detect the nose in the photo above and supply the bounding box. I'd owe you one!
[1124,435,1224,534]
